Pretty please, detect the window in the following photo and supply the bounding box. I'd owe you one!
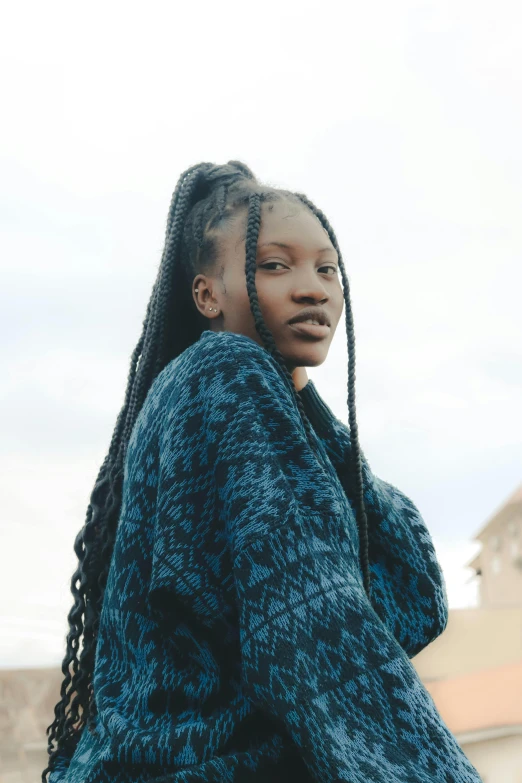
[491,555,501,574]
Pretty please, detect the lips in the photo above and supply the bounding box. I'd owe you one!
[287,308,330,327]
[287,321,330,339]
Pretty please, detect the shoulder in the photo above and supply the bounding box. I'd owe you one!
[195,330,278,369]
[156,330,299,444]
[162,330,290,395]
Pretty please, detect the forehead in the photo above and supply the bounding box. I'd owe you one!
[221,197,335,259]
[257,199,333,251]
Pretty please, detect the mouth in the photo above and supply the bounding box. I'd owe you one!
[287,321,331,339]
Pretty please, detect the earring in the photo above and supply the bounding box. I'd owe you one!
[194,290,218,314]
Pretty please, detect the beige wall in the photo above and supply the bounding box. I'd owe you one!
[0,667,62,783]
[461,732,522,783]
[412,606,522,681]
[0,742,47,783]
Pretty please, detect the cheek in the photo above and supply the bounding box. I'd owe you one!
[224,277,266,329]
[333,287,345,320]
[225,274,252,307]
[251,277,285,311]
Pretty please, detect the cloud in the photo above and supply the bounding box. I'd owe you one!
[1,0,521,666]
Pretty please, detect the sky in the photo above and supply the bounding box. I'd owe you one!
[1,0,521,668]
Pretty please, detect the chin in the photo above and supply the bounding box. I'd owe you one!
[281,342,330,368]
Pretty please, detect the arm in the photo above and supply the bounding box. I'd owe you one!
[298,379,450,659]
[194,334,479,783]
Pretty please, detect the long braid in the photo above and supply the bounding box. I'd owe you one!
[164,162,208,240]
[244,191,371,599]
[42,166,213,782]
[42,160,371,782]
[244,193,323,448]
[42,302,158,778]
[294,192,371,599]
[90,171,216,721]
[152,168,209,379]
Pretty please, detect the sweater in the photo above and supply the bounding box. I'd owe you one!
[50,329,482,783]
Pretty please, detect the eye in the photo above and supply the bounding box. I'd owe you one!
[260,261,339,275]
[259,261,288,270]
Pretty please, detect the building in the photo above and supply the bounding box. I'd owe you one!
[411,481,522,783]
[466,483,522,609]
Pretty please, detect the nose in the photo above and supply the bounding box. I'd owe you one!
[292,268,330,302]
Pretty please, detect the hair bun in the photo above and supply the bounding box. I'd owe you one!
[225,160,257,181]
[205,161,257,189]
[187,160,257,207]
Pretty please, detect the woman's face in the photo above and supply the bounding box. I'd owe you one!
[191,198,344,373]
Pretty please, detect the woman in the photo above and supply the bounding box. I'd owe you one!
[43,161,482,782]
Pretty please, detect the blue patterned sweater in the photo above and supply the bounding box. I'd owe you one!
[51,329,482,782]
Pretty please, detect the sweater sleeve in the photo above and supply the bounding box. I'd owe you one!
[298,379,450,659]
[194,333,480,783]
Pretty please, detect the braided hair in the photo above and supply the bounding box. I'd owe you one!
[42,160,371,782]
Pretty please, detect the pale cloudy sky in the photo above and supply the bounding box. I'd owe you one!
[1,0,521,668]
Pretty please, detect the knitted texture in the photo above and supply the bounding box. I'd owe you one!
[50,330,482,782]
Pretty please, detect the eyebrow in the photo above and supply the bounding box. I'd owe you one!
[258,241,336,254]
